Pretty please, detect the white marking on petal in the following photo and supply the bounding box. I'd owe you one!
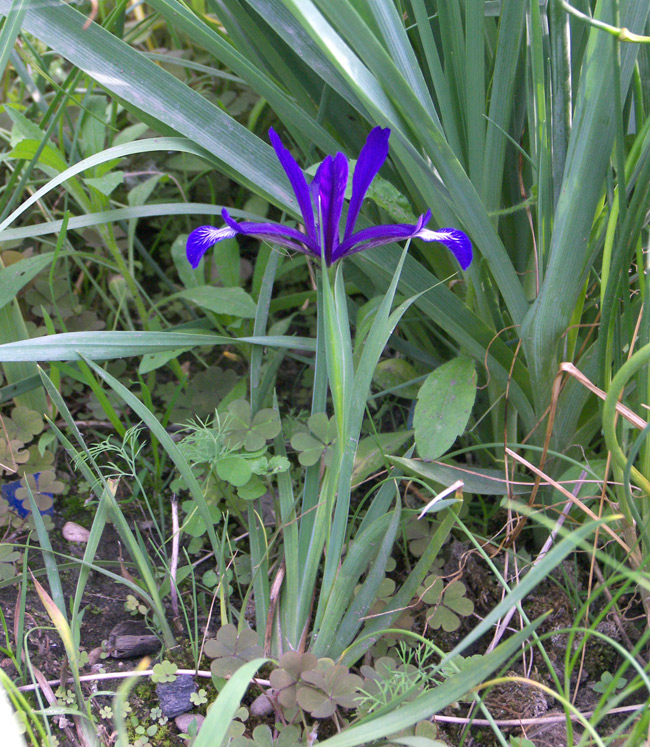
[417,229,457,243]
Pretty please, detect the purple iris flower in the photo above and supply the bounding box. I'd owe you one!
[186,127,472,270]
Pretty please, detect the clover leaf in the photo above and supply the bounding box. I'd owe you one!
[25,277,75,319]
[0,438,29,475]
[249,455,290,476]
[236,476,266,501]
[15,470,64,515]
[165,365,239,421]
[230,724,304,747]
[0,544,21,581]
[419,575,474,632]
[190,688,208,706]
[17,445,55,476]
[290,412,337,467]
[0,499,16,529]
[404,518,446,560]
[295,658,362,718]
[269,651,319,709]
[204,624,263,677]
[358,656,421,713]
[182,501,221,538]
[151,660,177,683]
[224,400,281,452]
[373,358,420,399]
[217,455,253,487]
[4,407,44,443]
[591,671,627,693]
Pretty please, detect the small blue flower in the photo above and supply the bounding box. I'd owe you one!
[186,127,472,270]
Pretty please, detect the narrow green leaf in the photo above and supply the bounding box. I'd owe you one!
[192,658,268,747]
[0,0,27,81]
[0,330,315,361]
[389,456,529,496]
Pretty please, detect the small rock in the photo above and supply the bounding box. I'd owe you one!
[250,693,273,716]
[157,675,196,718]
[62,521,90,543]
[175,712,205,735]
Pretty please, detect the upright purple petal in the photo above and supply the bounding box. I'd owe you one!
[269,128,317,242]
[343,126,390,239]
[314,153,348,265]
[187,224,237,268]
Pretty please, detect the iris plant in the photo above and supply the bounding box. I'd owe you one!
[186,127,472,270]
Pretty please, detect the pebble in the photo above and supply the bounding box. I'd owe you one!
[156,674,197,718]
[175,712,205,735]
[62,521,90,543]
[249,693,273,716]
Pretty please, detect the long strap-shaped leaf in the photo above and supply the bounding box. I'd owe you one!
[523,1,650,401]
[0,330,315,360]
[0,0,294,209]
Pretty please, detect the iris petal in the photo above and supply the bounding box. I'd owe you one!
[186,224,237,268]
[269,128,317,243]
[335,223,424,261]
[221,209,321,256]
[414,227,473,270]
[335,209,472,270]
[343,126,390,239]
[315,153,348,264]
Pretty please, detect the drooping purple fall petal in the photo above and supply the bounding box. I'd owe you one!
[336,210,472,269]
[221,209,320,256]
[187,224,238,269]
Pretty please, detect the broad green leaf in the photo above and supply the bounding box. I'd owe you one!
[413,358,476,461]
[237,476,266,501]
[176,286,258,319]
[352,431,412,484]
[373,358,421,399]
[138,348,191,375]
[182,502,221,538]
[0,253,61,312]
[366,172,417,224]
[210,237,241,289]
[7,139,68,174]
[83,171,124,196]
[6,106,48,144]
[171,234,204,290]
[128,174,163,206]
